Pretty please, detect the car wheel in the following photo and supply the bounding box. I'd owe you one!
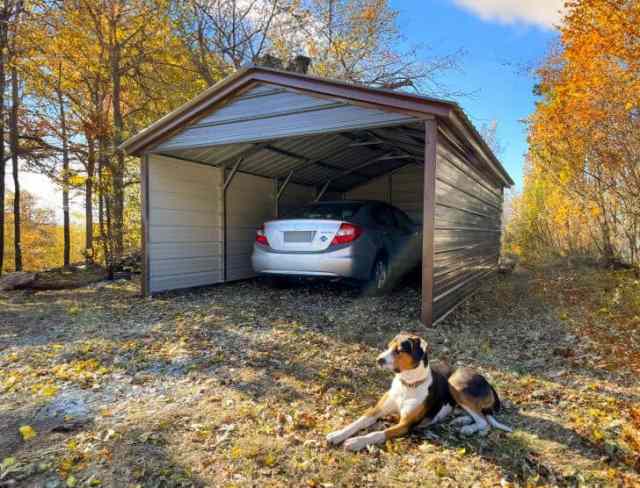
[365,256,390,296]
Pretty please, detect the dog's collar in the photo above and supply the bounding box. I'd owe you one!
[399,376,429,388]
[397,365,431,388]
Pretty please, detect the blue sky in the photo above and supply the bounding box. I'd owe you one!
[392,0,563,189]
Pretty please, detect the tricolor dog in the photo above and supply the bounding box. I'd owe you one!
[326,332,512,451]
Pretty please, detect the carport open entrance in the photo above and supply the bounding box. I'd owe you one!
[127,67,511,326]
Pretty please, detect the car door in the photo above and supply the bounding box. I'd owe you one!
[392,207,422,269]
[370,203,413,274]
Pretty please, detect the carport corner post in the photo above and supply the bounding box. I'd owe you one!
[141,154,151,297]
[421,119,437,326]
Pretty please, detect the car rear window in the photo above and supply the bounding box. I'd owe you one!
[286,203,364,221]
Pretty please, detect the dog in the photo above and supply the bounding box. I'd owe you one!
[326,332,512,451]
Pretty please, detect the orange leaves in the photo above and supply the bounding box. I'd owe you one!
[519,0,640,265]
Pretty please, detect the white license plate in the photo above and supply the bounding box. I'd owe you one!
[284,231,315,243]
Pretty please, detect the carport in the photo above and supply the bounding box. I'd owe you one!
[120,66,513,325]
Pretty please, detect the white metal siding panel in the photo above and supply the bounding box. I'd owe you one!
[346,177,390,202]
[390,166,423,222]
[156,84,417,151]
[147,154,224,293]
[226,173,274,281]
[345,165,424,222]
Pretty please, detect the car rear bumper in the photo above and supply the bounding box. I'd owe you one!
[251,244,370,280]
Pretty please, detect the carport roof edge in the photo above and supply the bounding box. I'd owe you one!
[120,65,514,187]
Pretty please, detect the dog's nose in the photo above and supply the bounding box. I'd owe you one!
[377,357,385,366]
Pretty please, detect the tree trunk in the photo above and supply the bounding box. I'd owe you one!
[109,26,124,260]
[57,65,71,268]
[97,135,113,278]
[85,136,96,264]
[0,8,6,277]
[10,64,20,270]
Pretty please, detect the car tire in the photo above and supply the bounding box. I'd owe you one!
[365,255,390,296]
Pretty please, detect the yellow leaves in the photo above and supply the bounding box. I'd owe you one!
[330,39,349,57]
[591,428,605,442]
[68,174,87,187]
[19,425,37,441]
[2,373,19,392]
[66,475,77,487]
[52,359,110,386]
[32,383,59,398]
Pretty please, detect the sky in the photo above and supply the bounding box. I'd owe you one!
[391,0,563,189]
[6,0,563,221]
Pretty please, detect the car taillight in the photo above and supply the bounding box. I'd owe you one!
[255,225,269,246]
[331,223,363,246]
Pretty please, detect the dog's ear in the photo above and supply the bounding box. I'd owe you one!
[420,339,430,365]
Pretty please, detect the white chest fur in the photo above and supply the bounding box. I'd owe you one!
[387,366,432,417]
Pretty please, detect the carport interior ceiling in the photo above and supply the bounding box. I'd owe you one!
[160,124,426,194]
[149,80,508,194]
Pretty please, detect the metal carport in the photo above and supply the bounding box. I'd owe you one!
[120,66,514,326]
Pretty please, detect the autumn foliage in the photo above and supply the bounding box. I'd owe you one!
[1,0,460,275]
[507,0,640,267]
[2,192,84,273]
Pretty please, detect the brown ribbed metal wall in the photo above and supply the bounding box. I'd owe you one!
[431,129,504,323]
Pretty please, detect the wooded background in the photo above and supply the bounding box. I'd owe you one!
[1,0,638,275]
[505,0,640,270]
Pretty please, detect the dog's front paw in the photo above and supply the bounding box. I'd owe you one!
[459,424,478,435]
[343,431,385,452]
[344,436,368,452]
[460,424,488,436]
[326,430,347,445]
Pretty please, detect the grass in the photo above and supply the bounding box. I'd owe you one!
[0,265,638,487]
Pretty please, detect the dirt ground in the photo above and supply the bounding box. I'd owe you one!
[1,266,639,487]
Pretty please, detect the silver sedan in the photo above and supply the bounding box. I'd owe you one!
[251,200,422,294]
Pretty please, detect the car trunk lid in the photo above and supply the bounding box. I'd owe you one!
[264,219,344,252]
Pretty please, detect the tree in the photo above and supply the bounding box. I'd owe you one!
[171,0,294,85]
[515,0,640,267]
[0,0,24,276]
[21,0,200,270]
[172,0,463,95]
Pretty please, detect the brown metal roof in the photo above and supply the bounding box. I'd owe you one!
[121,65,514,187]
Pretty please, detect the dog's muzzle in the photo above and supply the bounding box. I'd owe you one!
[377,349,394,369]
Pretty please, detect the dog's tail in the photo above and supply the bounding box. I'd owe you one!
[485,385,512,432]
[487,415,513,433]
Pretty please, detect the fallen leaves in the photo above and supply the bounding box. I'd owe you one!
[1,269,639,487]
[19,425,37,441]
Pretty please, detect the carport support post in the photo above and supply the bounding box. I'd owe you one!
[274,170,294,217]
[140,155,150,297]
[223,156,244,281]
[421,119,437,326]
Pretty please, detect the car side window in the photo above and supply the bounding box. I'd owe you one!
[371,204,396,228]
